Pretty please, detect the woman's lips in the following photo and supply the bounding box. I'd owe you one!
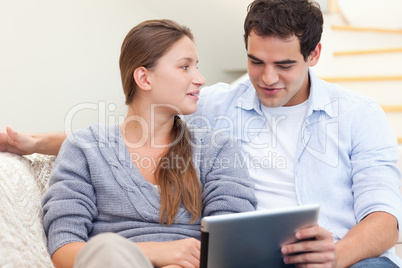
[187,91,200,101]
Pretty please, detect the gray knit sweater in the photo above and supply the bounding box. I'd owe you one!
[42,124,257,256]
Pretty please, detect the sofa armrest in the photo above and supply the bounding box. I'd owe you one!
[0,152,54,267]
[25,153,56,195]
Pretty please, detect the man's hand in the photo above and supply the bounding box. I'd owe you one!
[137,238,201,268]
[0,127,36,155]
[0,127,66,155]
[281,224,336,267]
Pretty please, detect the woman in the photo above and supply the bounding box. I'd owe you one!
[42,19,257,268]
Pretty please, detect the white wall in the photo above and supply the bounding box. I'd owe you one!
[1,0,402,136]
[0,0,160,132]
[0,0,252,133]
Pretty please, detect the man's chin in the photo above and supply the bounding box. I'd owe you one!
[259,98,286,108]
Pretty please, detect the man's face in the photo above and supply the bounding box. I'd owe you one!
[246,31,321,107]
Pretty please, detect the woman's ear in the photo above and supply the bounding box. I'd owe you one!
[133,67,152,91]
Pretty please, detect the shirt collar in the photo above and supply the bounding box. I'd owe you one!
[235,79,264,116]
[307,69,336,118]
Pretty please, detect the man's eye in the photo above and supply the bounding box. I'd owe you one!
[250,60,263,65]
[278,65,292,69]
[181,65,189,70]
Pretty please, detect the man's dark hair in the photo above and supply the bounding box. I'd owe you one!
[244,0,323,61]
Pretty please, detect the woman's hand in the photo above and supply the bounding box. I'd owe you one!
[137,238,201,268]
[281,224,336,267]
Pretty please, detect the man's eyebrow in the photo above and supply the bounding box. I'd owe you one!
[273,59,297,65]
[247,54,263,62]
[247,54,297,65]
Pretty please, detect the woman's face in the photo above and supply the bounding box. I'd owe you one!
[147,36,206,116]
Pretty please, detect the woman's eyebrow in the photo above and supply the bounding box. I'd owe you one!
[178,57,198,63]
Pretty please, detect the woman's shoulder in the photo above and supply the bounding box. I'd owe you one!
[188,124,237,161]
[188,124,232,145]
[65,123,119,150]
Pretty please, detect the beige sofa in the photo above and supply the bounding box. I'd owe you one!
[0,149,401,267]
[0,153,55,267]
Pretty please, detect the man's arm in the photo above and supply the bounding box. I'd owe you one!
[334,101,401,266]
[0,126,67,155]
[334,211,399,268]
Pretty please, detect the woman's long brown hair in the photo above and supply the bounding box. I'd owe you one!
[119,20,201,225]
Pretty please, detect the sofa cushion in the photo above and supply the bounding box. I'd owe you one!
[0,153,55,267]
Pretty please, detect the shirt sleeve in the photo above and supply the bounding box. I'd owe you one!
[350,100,402,226]
[199,131,258,216]
[42,130,98,257]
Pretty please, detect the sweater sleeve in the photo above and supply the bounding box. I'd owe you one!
[199,131,258,216]
[42,129,98,257]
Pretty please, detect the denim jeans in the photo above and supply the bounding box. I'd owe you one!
[349,257,398,268]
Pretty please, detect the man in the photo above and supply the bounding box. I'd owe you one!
[186,0,401,267]
[1,0,401,267]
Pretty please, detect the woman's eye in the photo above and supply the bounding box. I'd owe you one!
[182,65,189,70]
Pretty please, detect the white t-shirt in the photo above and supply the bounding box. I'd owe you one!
[241,101,308,210]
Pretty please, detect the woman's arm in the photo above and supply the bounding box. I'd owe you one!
[200,131,257,216]
[137,238,201,268]
[52,239,201,268]
[51,242,86,268]
[0,126,67,155]
[42,129,97,263]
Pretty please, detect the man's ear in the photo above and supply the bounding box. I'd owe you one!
[133,66,152,91]
[308,42,322,67]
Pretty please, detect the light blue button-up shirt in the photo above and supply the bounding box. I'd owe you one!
[185,69,402,265]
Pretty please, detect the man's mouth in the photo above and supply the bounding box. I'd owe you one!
[260,86,282,96]
[262,86,280,91]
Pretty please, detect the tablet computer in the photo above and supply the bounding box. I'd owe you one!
[200,204,320,268]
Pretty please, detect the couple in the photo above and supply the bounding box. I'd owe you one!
[1,0,401,267]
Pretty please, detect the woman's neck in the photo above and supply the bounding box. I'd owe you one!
[121,101,174,149]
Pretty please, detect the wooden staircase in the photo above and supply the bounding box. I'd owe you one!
[314,3,402,144]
